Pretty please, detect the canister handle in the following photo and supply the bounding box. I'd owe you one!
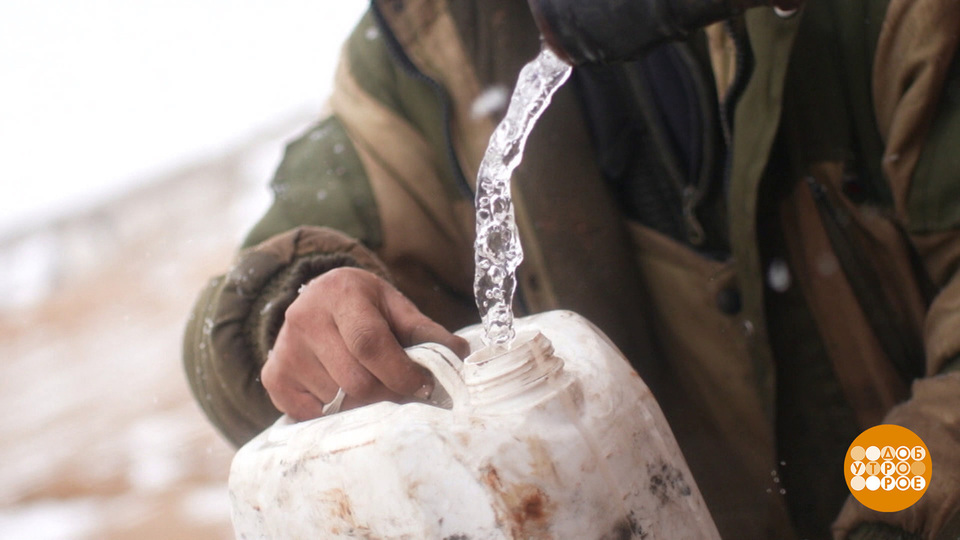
[404,343,469,409]
[404,343,470,408]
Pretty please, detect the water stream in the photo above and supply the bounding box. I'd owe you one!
[473,48,572,348]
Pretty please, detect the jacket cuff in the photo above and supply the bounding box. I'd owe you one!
[184,226,390,447]
[833,372,960,539]
[224,225,392,370]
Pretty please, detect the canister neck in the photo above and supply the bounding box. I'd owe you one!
[462,331,565,408]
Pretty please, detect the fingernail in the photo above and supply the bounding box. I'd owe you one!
[414,382,434,400]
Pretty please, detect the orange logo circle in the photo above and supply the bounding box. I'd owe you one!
[844,424,931,512]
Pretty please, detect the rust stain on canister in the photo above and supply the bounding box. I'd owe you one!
[525,436,561,481]
[481,466,555,538]
[328,439,377,454]
[326,488,355,521]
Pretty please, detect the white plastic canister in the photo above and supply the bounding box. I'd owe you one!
[229,310,720,539]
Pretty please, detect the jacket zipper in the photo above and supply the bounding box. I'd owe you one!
[369,2,475,202]
[719,19,753,206]
[624,42,717,249]
[369,2,535,314]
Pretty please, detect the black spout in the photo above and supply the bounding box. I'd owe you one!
[527,0,786,64]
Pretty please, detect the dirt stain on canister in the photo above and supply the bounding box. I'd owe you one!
[647,461,692,506]
[332,488,354,518]
[599,511,647,540]
[482,465,554,537]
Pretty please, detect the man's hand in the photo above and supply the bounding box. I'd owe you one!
[261,267,470,421]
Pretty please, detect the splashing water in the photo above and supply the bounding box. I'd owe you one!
[474,48,572,347]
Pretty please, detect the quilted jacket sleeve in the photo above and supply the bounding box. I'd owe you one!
[183,227,391,447]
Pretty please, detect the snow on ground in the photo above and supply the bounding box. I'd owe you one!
[0,112,315,539]
[0,4,367,537]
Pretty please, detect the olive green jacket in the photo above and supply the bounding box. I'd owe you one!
[184,1,960,538]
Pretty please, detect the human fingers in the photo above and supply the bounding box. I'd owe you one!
[382,285,471,358]
[273,388,327,422]
[265,318,343,394]
[261,331,338,421]
[328,297,434,400]
[283,266,455,405]
[281,281,401,408]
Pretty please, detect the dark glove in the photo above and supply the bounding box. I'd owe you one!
[526,0,792,64]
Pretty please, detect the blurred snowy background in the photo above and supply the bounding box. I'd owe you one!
[0,2,367,538]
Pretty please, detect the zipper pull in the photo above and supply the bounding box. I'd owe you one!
[682,185,706,246]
